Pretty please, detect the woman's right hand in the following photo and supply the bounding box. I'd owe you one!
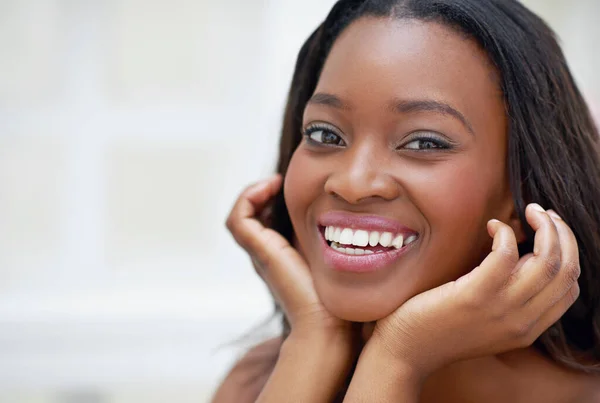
[226,174,355,345]
[226,175,357,403]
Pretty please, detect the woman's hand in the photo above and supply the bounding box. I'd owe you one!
[226,175,357,403]
[226,174,354,342]
[345,204,580,402]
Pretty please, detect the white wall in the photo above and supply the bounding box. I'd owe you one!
[0,1,598,402]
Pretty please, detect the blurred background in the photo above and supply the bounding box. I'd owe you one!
[0,0,598,402]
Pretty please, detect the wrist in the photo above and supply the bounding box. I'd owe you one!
[256,331,355,403]
[284,327,358,364]
[367,328,430,384]
[368,338,424,385]
[344,337,423,402]
[290,317,358,348]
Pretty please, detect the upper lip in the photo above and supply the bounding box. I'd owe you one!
[318,211,418,235]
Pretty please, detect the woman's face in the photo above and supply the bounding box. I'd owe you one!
[284,17,515,321]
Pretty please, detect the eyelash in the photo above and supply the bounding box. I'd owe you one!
[400,133,453,151]
[302,123,454,151]
[302,123,346,147]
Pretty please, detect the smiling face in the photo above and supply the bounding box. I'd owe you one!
[284,17,517,322]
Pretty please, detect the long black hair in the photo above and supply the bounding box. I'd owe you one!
[268,0,600,373]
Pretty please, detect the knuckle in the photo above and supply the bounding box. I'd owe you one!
[498,245,519,266]
[509,319,534,340]
[461,288,483,308]
[225,216,234,231]
[539,254,561,281]
[562,260,581,286]
[225,213,240,234]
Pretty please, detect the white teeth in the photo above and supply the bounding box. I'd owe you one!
[379,232,393,247]
[333,228,342,242]
[330,242,344,253]
[340,228,353,245]
[404,235,417,246]
[352,230,369,247]
[324,226,418,251]
[368,231,380,247]
[330,242,376,256]
[392,235,404,249]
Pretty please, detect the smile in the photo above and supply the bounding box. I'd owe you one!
[318,212,419,273]
[324,226,418,255]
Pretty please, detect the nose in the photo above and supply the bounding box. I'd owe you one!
[324,142,400,204]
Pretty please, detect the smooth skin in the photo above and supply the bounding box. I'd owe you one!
[220,175,590,403]
[215,18,600,403]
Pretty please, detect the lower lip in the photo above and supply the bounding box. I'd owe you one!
[319,230,416,273]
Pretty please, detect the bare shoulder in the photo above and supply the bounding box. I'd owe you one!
[565,371,600,403]
[211,337,283,403]
[579,376,600,403]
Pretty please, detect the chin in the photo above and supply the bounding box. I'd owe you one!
[327,304,389,322]
[317,285,408,323]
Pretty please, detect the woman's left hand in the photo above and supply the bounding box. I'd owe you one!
[346,205,580,401]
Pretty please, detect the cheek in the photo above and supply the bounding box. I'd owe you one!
[283,149,324,247]
[431,166,490,219]
[411,159,507,273]
[284,151,309,219]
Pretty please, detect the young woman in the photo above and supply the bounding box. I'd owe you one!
[214,0,600,401]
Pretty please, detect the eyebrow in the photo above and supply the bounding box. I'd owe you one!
[308,93,348,110]
[307,92,475,135]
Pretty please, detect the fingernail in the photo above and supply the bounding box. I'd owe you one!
[251,179,272,190]
[530,203,545,213]
[548,210,562,220]
[261,174,279,183]
[489,219,500,223]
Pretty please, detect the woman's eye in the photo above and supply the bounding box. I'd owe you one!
[305,127,345,146]
[402,137,449,151]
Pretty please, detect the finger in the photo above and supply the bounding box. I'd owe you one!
[508,204,561,302]
[527,282,580,345]
[513,253,534,273]
[525,211,581,313]
[226,174,285,262]
[249,227,316,317]
[546,210,579,275]
[458,219,519,293]
[229,174,282,222]
[226,176,316,317]
[235,219,314,319]
[226,174,282,247]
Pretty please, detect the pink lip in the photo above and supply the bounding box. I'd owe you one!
[317,211,418,273]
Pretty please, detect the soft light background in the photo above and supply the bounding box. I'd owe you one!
[0,0,598,402]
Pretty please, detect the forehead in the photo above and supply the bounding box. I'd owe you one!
[314,17,504,134]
